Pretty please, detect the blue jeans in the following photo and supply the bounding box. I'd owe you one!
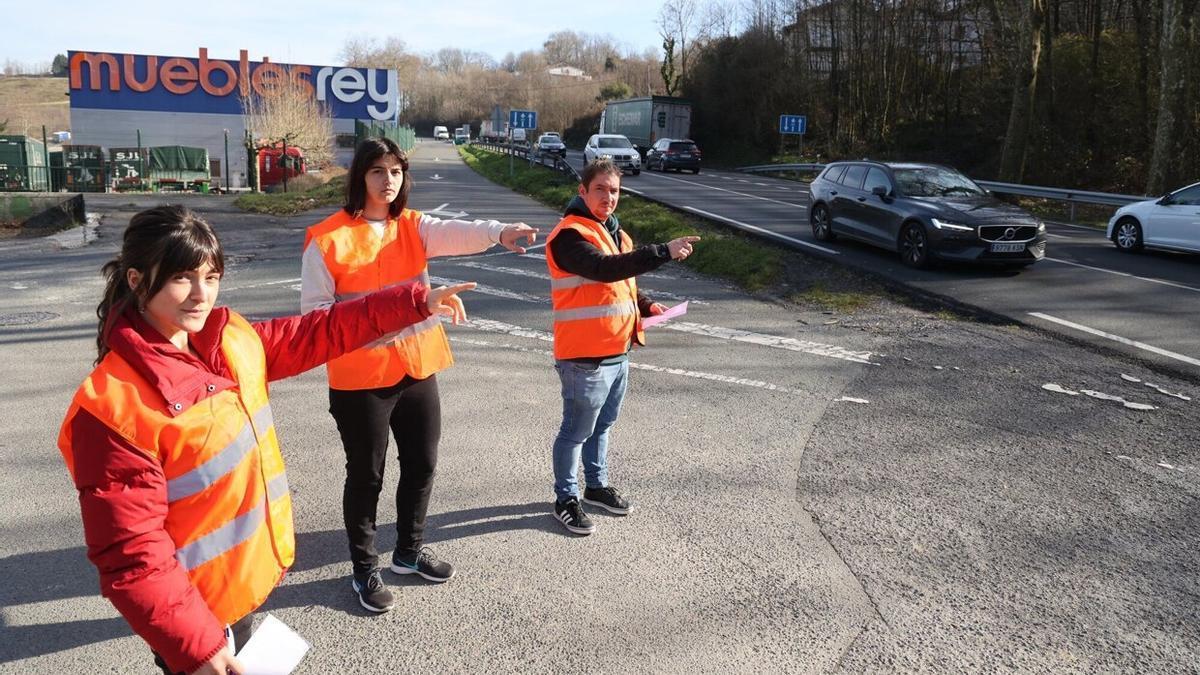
[552,358,629,500]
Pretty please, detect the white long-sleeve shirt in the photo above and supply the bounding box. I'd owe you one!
[301,212,506,314]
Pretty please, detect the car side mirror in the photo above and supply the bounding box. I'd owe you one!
[872,185,891,199]
[1158,195,1174,205]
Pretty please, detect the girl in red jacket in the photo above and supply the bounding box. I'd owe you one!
[58,205,473,675]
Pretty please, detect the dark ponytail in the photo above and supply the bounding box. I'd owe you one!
[95,206,225,362]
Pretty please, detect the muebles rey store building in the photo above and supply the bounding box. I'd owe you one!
[68,49,400,188]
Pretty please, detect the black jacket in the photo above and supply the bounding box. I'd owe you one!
[548,196,672,317]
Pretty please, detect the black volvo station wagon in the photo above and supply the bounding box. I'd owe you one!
[808,161,1047,268]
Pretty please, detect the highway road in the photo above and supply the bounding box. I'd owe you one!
[562,149,1200,380]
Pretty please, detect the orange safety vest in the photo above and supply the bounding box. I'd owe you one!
[57,313,292,625]
[304,208,451,390]
[545,214,645,359]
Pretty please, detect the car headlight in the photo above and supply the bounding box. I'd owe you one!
[1037,221,1046,232]
[600,153,612,159]
[931,218,974,232]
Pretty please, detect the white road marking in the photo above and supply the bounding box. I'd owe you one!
[679,206,839,255]
[448,334,808,395]
[664,321,875,364]
[429,276,544,303]
[440,261,700,304]
[640,171,808,208]
[1029,312,1200,367]
[225,277,301,291]
[1043,257,1200,293]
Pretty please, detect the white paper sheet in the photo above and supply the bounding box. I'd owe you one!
[237,614,311,675]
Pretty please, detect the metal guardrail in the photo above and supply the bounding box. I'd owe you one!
[736,163,1150,216]
[473,140,580,182]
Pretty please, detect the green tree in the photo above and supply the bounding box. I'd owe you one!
[51,53,68,77]
[597,82,632,102]
[661,37,679,96]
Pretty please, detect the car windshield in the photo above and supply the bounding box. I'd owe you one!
[893,167,984,197]
[598,137,633,149]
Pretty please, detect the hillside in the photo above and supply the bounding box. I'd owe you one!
[0,76,69,138]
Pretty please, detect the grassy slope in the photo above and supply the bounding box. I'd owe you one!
[0,77,70,137]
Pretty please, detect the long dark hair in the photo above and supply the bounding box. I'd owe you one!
[344,137,411,219]
[95,205,225,362]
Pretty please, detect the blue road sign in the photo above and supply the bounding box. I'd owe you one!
[509,109,538,130]
[779,114,807,135]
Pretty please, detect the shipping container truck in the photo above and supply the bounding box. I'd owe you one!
[62,144,106,193]
[479,119,506,143]
[599,96,692,155]
[0,135,50,192]
[150,146,210,191]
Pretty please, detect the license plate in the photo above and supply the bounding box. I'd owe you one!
[679,154,692,158]
[990,242,1025,253]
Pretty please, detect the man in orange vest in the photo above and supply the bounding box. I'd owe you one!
[544,159,699,534]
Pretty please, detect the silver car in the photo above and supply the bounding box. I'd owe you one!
[584,134,641,175]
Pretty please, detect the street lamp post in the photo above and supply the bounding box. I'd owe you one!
[223,129,230,192]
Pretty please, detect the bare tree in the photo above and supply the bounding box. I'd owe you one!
[241,76,335,171]
[998,0,1050,182]
[658,0,701,83]
[1146,0,1198,194]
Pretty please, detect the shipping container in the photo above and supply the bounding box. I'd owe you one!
[0,135,50,192]
[62,144,106,192]
[109,147,149,190]
[599,96,692,155]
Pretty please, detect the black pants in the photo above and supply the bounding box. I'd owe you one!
[329,374,441,575]
[153,613,254,674]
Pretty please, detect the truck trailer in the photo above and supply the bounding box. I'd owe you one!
[599,96,692,155]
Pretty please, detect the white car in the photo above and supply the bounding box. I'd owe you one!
[584,134,640,175]
[1107,181,1200,254]
[433,125,449,141]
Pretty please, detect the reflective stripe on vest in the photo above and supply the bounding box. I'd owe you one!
[553,300,639,323]
[545,215,645,359]
[167,405,275,503]
[305,208,452,389]
[57,312,293,625]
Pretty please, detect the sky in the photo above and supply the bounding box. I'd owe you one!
[5,0,667,69]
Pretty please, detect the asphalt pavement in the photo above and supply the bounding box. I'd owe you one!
[563,150,1200,382]
[0,140,1196,673]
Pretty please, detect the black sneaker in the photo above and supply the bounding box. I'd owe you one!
[583,485,631,515]
[351,569,394,613]
[554,497,596,535]
[390,547,455,583]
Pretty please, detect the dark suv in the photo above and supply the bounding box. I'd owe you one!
[808,161,1046,268]
[646,139,701,173]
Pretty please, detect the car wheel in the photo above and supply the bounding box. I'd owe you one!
[810,204,836,242]
[632,168,641,175]
[691,168,700,174]
[900,222,932,268]
[1113,218,1144,252]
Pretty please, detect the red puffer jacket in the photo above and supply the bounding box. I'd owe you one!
[61,283,430,673]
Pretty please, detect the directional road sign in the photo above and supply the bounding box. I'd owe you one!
[779,114,807,135]
[509,109,538,130]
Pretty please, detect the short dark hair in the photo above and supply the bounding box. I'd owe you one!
[344,137,411,218]
[96,205,225,361]
[580,159,621,189]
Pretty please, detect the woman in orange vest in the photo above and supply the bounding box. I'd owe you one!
[301,137,537,612]
[58,205,474,675]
